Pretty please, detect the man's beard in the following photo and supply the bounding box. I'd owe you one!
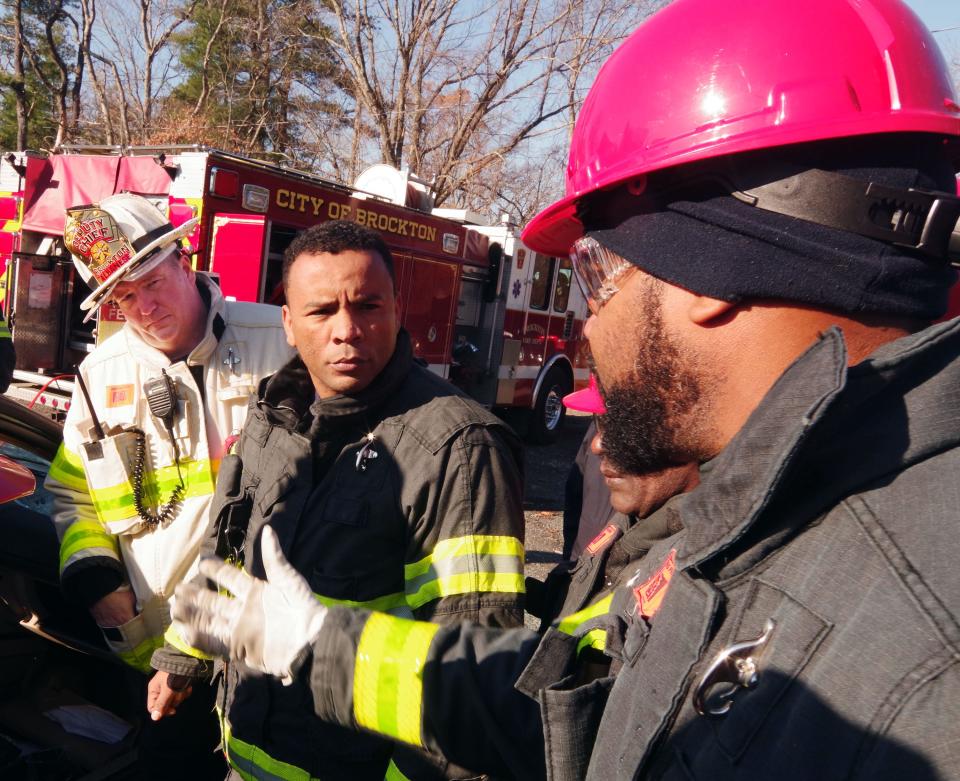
[596,295,713,476]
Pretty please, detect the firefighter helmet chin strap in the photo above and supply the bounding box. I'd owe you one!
[731,168,960,265]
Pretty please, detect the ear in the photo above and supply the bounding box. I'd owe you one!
[179,251,195,277]
[281,304,297,348]
[687,295,737,325]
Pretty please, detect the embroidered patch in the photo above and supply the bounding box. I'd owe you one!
[633,549,677,619]
[105,384,134,408]
[585,524,621,556]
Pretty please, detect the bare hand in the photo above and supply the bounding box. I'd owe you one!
[147,671,194,721]
[89,587,137,627]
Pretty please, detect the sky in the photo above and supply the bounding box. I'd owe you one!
[906,0,960,67]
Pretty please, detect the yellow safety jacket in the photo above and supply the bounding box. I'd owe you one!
[45,276,292,671]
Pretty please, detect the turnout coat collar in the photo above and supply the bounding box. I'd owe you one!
[677,317,960,575]
[256,329,414,432]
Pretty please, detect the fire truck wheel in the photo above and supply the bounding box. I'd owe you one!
[529,366,571,444]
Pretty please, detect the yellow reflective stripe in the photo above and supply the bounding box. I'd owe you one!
[59,520,119,572]
[116,633,165,673]
[406,571,525,610]
[556,593,614,656]
[48,445,89,492]
[557,593,614,636]
[164,622,215,661]
[354,613,439,747]
[404,535,524,580]
[224,719,318,780]
[0,321,9,338]
[90,459,215,523]
[403,535,525,609]
[576,628,607,654]
[91,458,215,504]
[385,759,411,781]
[314,590,410,615]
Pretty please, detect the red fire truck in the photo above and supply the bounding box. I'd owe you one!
[0,147,589,441]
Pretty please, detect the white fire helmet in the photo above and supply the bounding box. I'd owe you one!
[64,193,199,322]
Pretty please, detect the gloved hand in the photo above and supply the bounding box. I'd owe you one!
[171,527,326,684]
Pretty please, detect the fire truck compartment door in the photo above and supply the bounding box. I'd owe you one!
[209,214,267,303]
[401,257,457,367]
[11,255,71,371]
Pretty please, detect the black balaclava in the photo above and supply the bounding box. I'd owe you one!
[581,133,958,320]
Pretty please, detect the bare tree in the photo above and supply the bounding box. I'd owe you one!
[462,0,666,222]
[556,0,667,136]
[8,0,29,148]
[69,0,96,132]
[85,23,115,145]
[88,50,131,145]
[314,0,667,207]
[23,1,69,146]
[317,0,578,204]
[139,0,198,137]
[472,143,567,225]
[93,0,197,143]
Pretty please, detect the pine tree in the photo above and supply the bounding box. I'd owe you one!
[168,0,345,160]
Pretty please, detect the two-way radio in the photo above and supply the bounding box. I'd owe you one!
[143,372,179,430]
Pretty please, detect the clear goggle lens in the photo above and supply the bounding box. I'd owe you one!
[569,236,635,309]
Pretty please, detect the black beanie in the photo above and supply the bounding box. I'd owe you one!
[585,134,958,320]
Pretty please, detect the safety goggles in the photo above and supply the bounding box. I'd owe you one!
[569,236,637,312]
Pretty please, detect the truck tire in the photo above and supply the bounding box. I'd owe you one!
[528,365,571,444]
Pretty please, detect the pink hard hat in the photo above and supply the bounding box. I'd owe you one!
[563,374,606,415]
[523,0,960,256]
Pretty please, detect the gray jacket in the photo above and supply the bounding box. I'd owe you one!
[583,320,960,779]
[308,319,960,781]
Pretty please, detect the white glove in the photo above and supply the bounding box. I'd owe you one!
[171,526,326,684]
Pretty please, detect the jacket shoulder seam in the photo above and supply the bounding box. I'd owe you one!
[391,391,503,454]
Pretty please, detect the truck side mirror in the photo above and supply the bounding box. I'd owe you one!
[483,242,503,303]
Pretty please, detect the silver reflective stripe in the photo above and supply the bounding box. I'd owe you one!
[404,552,524,595]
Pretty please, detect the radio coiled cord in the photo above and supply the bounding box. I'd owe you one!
[130,426,186,526]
